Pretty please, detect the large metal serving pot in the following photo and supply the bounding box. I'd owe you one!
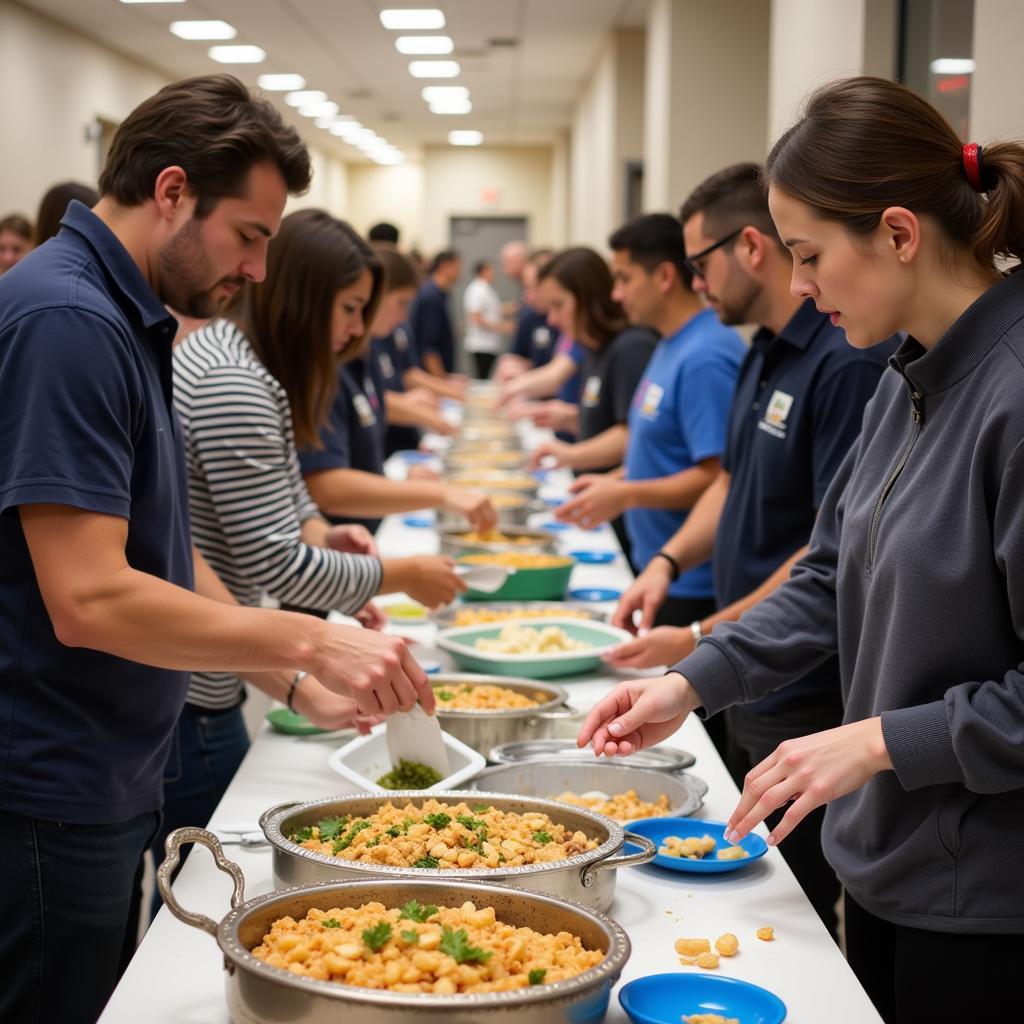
[438,525,559,558]
[437,494,546,529]
[259,791,656,913]
[429,674,581,756]
[445,450,528,474]
[445,470,540,499]
[159,827,630,1024]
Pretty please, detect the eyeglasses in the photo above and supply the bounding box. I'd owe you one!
[683,227,743,280]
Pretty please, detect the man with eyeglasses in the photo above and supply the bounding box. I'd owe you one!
[606,163,897,940]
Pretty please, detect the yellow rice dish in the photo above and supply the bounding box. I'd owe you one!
[554,789,672,822]
[251,898,603,993]
[452,606,592,627]
[433,683,543,710]
[459,552,572,570]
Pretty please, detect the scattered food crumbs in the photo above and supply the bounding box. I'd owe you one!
[695,952,720,969]
[715,932,739,957]
[674,938,711,956]
[757,926,775,941]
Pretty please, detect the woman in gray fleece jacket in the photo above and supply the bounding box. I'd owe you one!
[580,77,1024,1022]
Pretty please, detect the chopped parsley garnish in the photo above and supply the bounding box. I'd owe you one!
[413,855,440,869]
[362,921,392,952]
[439,926,492,964]
[422,812,451,830]
[436,689,455,701]
[316,816,349,841]
[528,968,547,985]
[289,825,314,843]
[401,929,419,944]
[473,804,491,813]
[332,820,372,853]
[365,836,381,848]
[321,918,342,929]
[398,899,439,923]
[456,815,486,831]
[376,759,444,790]
[533,831,552,845]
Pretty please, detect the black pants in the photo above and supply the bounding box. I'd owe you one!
[472,351,497,379]
[845,893,1024,1023]
[724,693,844,940]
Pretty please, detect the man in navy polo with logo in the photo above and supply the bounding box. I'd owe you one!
[408,249,461,375]
[608,164,896,940]
[0,76,431,1024]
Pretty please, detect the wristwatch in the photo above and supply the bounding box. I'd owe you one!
[689,620,704,646]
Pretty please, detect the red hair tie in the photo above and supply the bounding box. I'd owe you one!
[962,143,985,192]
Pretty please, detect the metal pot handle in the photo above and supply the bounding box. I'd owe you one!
[157,827,247,937]
[257,800,301,837]
[579,831,657,888]
[529,703,582,724]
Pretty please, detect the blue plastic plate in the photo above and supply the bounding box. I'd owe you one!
[402,514,435,528]
[568,586,622,602]
[539,520,570,532]
[543,496,564,507]
[397,449,434,463]
[624,818,768,874]
[620,972,787,1024]
[569,549,616,564]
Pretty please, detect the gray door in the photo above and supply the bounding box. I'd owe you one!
[449,216,529,371]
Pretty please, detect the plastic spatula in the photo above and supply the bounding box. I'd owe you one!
[385,703,451,778]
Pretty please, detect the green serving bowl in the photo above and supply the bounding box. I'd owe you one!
[457,554,576,601]
[435,618,633,679]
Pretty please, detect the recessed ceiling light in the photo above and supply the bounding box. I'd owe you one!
[448,130,483,146]
[257,73,306,91]
[421,85,469,102]
[208,45,265,64]
[285,90,327,107]
[930,57,976,74]
[430,99,472,115]
[330,121,363,136]
[409,60,460,78]
[298,101,339,118]
[170,20,236,40]
[380,9,445,30]
[395,35,453,55]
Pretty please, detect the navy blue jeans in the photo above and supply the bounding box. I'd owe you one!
[0,807,160,1024]
[147,701,249,920]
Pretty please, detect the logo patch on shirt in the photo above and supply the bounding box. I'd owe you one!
[758,389,794,439]
[378,352,395,380]
[532,326,552,349]
[353,393,377,428]
[394,327,408,351]
[582,375,602,407]
[639,381,664,419]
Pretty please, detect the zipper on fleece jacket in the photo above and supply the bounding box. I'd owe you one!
[866,377,924,573]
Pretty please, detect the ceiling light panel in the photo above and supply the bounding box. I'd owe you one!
[930,57,976,74]
[208,45,265,64]
[285,90,326,106]
[409,60,461,78]
[421,85,469,102]
[395,35,453,54]
[380,9,445,30]
[170,20,236,40]
[430,99,472,114]
[298,101,339,118]
[448,130,483,146]
[257,74,306,91]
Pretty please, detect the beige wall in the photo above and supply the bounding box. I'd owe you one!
[644,0,769,212]
[346,162,426,247]
[969,0,1024,140]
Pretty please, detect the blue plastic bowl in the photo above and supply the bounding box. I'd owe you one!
[539,519,570,532]
[623,818,768,874]
[402,514,435,528]
[620,972,787,1024]
[568,586,623,602]
[569,549,616,564]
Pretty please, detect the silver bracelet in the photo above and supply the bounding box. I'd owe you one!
[689,620,704,646]
[286,671,304,713]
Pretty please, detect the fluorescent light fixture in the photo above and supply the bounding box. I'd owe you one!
[930,57,976,74]
[298,101,339,118]
[395,35,453,54]
[448,130,483,146]
[347,129,379,145]
[409,60,460,78]
[208,45,265,64]
[257,73,306,91]
[330,120,363,136]
[285,90,326,107]
[170,20,236,40]
[430,98,472,114]
[421,85,469,102]
[380,9,445,30]
[374,153,405,165]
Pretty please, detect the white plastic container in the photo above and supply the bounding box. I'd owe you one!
[327,724,486,793]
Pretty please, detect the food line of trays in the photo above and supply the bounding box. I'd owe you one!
[101,389,882,1024]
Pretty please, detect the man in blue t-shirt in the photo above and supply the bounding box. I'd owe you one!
[408,249,461,375]
[607,164,896,940]
[0,77,429,1024]
[557,214,744,631]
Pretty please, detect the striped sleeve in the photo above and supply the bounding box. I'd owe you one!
[176,356,381,615]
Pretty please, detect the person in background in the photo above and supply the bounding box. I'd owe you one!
[463,258,510,379]
[496,247,556,381]
[368,221,400,249]
[35,181,99,246]
[408,248,461,376]
[606,163,896,938]
[500,238,529,292]
[579,76,1024,1023]
[0,213,33,274]
[557,213,745,631]
[370,247,458,454]
[0,74,429,1024]
[525,247,657,560]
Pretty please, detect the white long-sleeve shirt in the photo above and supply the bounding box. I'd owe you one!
[173,319,381,709]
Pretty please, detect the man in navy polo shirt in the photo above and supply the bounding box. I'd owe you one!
[608,164,896,939]
[0,76,430,1024]
[557,214,744,630]
[408,249,461,375]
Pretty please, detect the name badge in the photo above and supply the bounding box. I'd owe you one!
[353,394,377,428]
[757,389,795,440]
[394,327,408,351]
[379,352,396,380]
[532,326,552,349]
[582,375,602,406]
[640,381,664,419]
